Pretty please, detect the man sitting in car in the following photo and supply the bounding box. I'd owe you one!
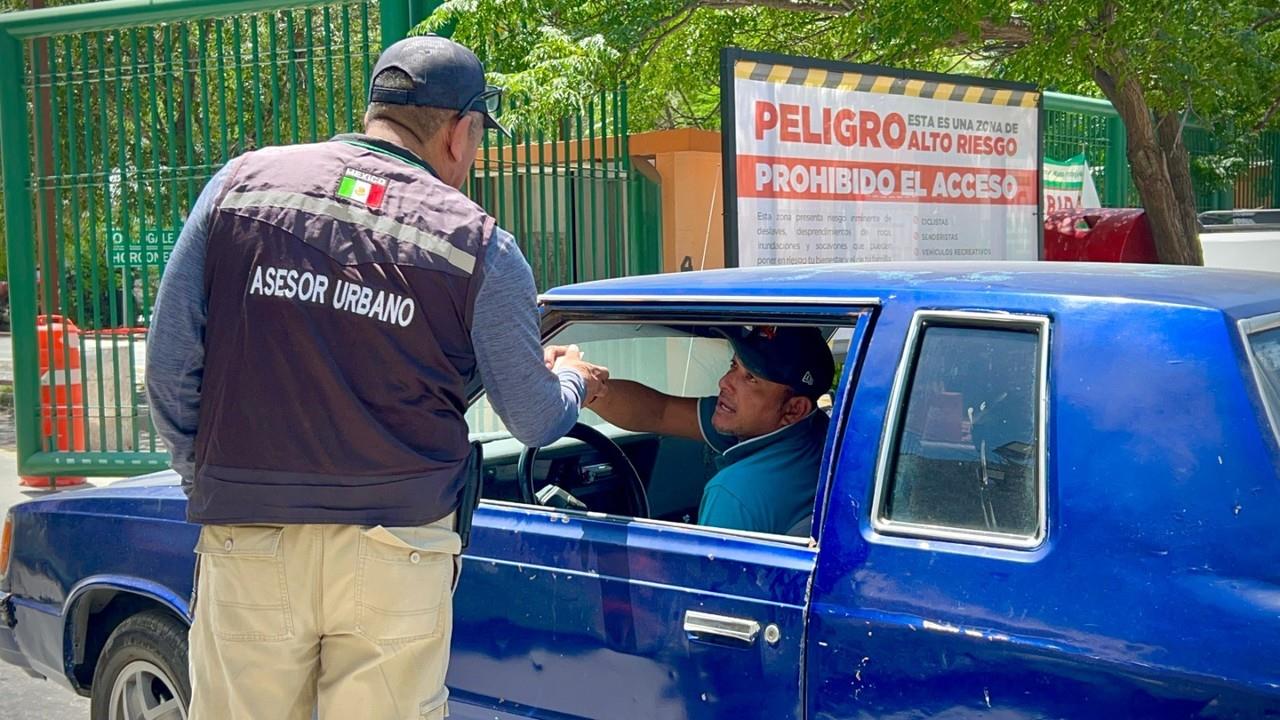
[572,325,835,536]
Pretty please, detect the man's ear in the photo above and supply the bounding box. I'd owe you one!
[447,114,476,163]
[781,394,814,425]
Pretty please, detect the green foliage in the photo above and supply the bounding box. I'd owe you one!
[421,0,1280,153]
[0,227,7,283]
[1191,153,1251,193]
[1,0,101,14]
[0,187,6,283]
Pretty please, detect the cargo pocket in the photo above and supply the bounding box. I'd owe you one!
[194,525,293,642]
[355,525,457,644]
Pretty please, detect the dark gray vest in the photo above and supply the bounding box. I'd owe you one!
[189,135,492,526]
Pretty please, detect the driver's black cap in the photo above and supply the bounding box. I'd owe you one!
[724,325,835,401]
[368,35,510,137]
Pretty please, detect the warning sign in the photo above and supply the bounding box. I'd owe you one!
[721,49,1042,266]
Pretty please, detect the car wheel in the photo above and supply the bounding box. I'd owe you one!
[90,609,190,720]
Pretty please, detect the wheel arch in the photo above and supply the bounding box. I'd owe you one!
[62,577,190,693]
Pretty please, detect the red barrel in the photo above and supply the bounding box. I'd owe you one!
[1043,208,1158,262]
[20,315,87,487]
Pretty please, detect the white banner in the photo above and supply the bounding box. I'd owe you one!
[1043,153,1102,213]
[725,53,1041,266]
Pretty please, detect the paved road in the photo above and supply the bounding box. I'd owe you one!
[1,449,124,719]
[0,331,148,386]
[0,666,89,720]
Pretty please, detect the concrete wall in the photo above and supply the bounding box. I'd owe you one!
[631,129,728,273]
[654,150,725,272]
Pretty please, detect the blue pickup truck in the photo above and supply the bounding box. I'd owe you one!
[2,262,1279,719]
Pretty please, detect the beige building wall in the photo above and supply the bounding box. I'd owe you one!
[631,129,727,273]
[472,128,731,276]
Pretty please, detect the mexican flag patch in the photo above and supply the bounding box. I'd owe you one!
[336,168,389,209]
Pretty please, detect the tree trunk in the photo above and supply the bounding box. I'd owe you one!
[1092,67,1203,265]
[1156,111,1203,261]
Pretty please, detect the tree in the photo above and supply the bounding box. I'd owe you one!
[423,0,1280,265]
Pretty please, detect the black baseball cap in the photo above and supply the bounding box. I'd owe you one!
[368,35,511,137]
[723,325,836,401]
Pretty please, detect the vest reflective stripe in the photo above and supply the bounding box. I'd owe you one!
[220,188,478,275]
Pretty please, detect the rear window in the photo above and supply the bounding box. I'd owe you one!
[873,312,1048,549]
[1247,326,1280,439]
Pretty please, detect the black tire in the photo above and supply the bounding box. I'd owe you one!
[89,609,191,720]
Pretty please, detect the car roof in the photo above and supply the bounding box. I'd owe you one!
[542,261,1280,321]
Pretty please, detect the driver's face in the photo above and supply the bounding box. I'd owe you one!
[710,356,793,440]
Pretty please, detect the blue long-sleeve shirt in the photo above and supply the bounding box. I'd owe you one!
[147,163,584,484]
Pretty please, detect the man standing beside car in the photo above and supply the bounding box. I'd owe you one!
[147,35,607,720]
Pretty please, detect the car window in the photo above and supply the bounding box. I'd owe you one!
[466,323,733,438]
[1200,210,1280,226]
[1247,326,1280,440]
[875,317,1046,547]
[467,319,855,535]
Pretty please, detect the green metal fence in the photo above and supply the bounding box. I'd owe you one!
[0,0,656,479]
[0,0,395,477]
[1044,91,1280,211]
[469,89,661,290]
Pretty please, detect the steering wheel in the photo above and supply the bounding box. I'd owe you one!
[516,423,650,519]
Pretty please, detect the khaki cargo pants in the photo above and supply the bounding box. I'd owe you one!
[188,515,460,720]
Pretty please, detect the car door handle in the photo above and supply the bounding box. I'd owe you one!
[683,610,761,644]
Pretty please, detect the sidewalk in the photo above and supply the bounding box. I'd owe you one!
[0,449,132,518]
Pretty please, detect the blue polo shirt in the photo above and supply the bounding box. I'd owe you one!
[696,397,830,535]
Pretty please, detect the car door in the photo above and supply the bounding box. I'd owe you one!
[809,307,1055,718]
[446,302,873,719]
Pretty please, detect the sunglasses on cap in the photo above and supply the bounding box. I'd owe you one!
[459,84,503,119]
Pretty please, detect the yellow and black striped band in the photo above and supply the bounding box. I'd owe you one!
[734,60,1039,108]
